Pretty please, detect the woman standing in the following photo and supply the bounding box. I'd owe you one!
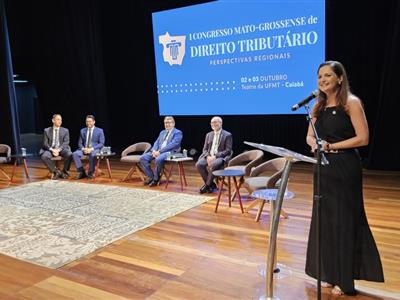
[305,61,384,295]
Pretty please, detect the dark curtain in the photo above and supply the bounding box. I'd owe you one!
[325,1,399,169]
[366,2,400,170]
[4,0,110,149]
[0,0,21,153]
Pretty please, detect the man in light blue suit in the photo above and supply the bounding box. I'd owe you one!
[72,115,105,179]
[140,116,183,187]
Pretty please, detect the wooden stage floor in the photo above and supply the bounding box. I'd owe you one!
[0,158,399,300]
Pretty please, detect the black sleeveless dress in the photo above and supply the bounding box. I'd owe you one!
[305,106,384,295]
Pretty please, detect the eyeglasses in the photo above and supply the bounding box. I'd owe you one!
[164,121,173,124]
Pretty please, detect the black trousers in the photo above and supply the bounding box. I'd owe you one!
[40,149,72,172]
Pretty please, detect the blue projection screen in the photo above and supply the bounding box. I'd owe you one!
[152,0,325,115]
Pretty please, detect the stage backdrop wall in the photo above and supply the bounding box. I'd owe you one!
[2,0,399,170]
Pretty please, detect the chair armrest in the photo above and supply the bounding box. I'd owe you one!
[249,163,273,177]
[121,142,151,157]
[228,153,247,166]
[121,145,136,157]
[0,144,11,162]
[266,169,284,188]
[244,156,263,176]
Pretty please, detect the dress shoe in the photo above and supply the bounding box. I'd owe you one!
[199,184,207,193]
[51,170,62,180]
[148,179,159,187]
[209,182,218,191]
[87,173,94,179]
[75,172,87,179]
[206,186,214,193]
[144,178,153,186]
[199,185,211,194]
[61,170,70,179]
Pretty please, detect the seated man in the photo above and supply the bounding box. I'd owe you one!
[72,114,105,179]
[39,114,72,179]
[196,116,233,193]
[140,116,182,187]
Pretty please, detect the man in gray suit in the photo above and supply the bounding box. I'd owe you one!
[196,116,233,193]
[39,114,72,179]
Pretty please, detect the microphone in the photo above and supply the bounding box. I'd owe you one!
[291,90,319,111]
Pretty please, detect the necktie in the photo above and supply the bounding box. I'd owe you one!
[86,128,92,148]
[52,128,59,148]
[211,132,219,155]
[54,129,59,148]
[160,130,169,149]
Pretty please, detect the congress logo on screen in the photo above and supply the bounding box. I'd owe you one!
[159,32,186,66]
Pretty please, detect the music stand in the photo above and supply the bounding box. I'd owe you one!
[244,141,317,300]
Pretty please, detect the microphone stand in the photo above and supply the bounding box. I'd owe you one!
[304,103,328,300]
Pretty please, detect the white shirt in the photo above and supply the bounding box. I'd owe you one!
[210,130,221,156]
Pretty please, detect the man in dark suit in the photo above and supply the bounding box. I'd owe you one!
[196,116,233,193]
[140,116,183,187]
[72,115,105,179]
[39,114,72,179]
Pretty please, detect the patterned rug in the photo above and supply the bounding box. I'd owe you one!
[0,180,213,269]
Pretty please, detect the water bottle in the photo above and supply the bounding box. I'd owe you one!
[166,151,171,160]
[183,149,187,157]
[21,148,26,156]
